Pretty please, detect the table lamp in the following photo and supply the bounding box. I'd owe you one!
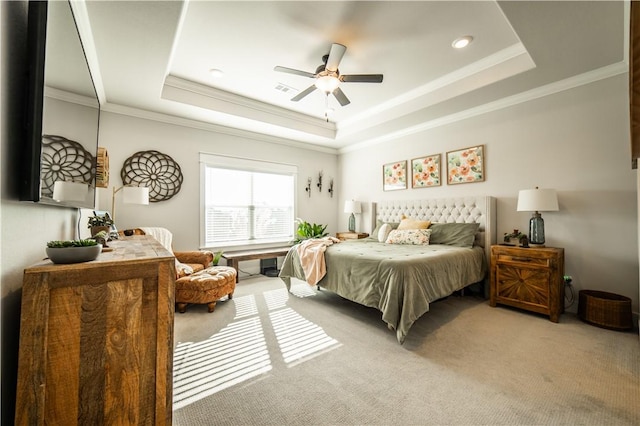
[52,181,89,202]
[112,185,149,222]
[517,187,559,245]
[344,200,361,232]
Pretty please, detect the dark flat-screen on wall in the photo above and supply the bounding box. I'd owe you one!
[21,0,100,209]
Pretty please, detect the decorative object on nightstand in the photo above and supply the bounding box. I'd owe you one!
[490,245,565,322]
[502,229,529,247]
[517,187,559,245]
[336,232,369,241]
[344,200,361,232]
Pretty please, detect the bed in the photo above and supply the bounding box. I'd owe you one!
[279,196,496,343]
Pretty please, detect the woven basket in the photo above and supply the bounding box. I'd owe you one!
[578,290,632,331]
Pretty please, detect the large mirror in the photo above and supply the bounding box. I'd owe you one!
[22,0,100,208]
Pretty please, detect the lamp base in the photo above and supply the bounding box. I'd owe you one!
[348,213,356,232]
[529,212,545,245]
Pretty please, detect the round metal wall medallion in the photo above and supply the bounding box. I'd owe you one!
[40,134,95,198]
[120,150,183,202]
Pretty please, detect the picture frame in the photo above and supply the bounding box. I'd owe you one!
[383,160,408,191]
[446,145,485,185]
[411,154,441,188]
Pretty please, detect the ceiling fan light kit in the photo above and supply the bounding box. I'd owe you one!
[274,42,383,112]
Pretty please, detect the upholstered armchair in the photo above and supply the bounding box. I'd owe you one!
[123,228,213,277]
[122,227,235,313]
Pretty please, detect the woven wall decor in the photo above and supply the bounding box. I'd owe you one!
[120,150,183,202]
[96,147,109,188]
[40,134,95,198]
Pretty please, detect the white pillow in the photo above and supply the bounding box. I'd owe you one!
[377,223,392,242]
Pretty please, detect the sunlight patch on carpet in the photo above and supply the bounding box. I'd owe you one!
[289,282,318,298]
[173,316,271,409]
[234,294,258,319]
[269,308,340,364]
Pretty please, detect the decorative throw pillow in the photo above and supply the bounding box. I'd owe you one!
[372,220,400,237]
[428,222,480,247]
[385,229,432,245]
[377,223,392,242]
[397,217,431,230]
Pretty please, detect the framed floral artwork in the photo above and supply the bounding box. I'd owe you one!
[383,160,407,191]
[411,154,441,188]
[446,145,485,185]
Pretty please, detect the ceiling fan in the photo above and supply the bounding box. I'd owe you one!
[274,43,383,107]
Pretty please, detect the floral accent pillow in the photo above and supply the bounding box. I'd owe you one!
[385,229,432,245]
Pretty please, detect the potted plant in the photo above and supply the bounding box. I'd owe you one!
[212,250,223,266]
[88,214,114,237]
[46,239,102,264]
[293,219,328,243]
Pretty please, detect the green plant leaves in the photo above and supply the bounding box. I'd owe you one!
[294,220,328,243]
[46,239,98,248]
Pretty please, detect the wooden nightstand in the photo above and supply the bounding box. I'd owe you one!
[336,232,369,241]
[490,245,565,322]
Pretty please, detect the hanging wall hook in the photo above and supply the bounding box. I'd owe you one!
[328,178,334,197]
[317,170,323,192]
[305,177,312,197]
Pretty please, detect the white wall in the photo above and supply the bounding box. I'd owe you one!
[95,112,339,252]
[339,74,639,316]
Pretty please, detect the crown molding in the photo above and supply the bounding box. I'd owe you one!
[162,75,336,139]
[45,87,99,109]
[339,62,628,154]
[70,0,106,104]
[99,102,339,155]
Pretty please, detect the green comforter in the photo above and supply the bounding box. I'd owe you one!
[279,239,486,343]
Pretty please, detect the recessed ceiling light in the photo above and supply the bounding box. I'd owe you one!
[452,36,473,49]
[209,68,224,78]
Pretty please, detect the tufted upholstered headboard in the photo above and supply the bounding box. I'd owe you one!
[373,196,497,264]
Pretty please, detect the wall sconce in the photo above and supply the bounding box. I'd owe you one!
[317,170,323,192]
[328,178,334,197]
[305,177,312,197]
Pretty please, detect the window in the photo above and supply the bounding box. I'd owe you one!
[200,153,296,248]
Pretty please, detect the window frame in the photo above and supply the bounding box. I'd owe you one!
[199,152,298,250]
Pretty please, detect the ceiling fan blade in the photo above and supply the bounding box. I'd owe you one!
[332,87,350,106]
[325,43,347,72]
[340,74,384,83]
[291,85,317,102]
[274,66,316,79]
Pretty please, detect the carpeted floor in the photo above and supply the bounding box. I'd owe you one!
[172,275,639,425]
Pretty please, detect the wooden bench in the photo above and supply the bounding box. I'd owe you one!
[222,247,291,282]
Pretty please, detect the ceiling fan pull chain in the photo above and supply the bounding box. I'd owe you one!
[325,94,329,122]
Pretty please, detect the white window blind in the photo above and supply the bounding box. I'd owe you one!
[200,153,296,247]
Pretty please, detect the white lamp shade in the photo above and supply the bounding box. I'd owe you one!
[122,186,149,205]
[517,188,559,212]
[344,200,361,214]
[52,181,88,202]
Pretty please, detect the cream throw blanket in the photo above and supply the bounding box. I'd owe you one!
[296,236,341,286]
[140,227,193,276]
